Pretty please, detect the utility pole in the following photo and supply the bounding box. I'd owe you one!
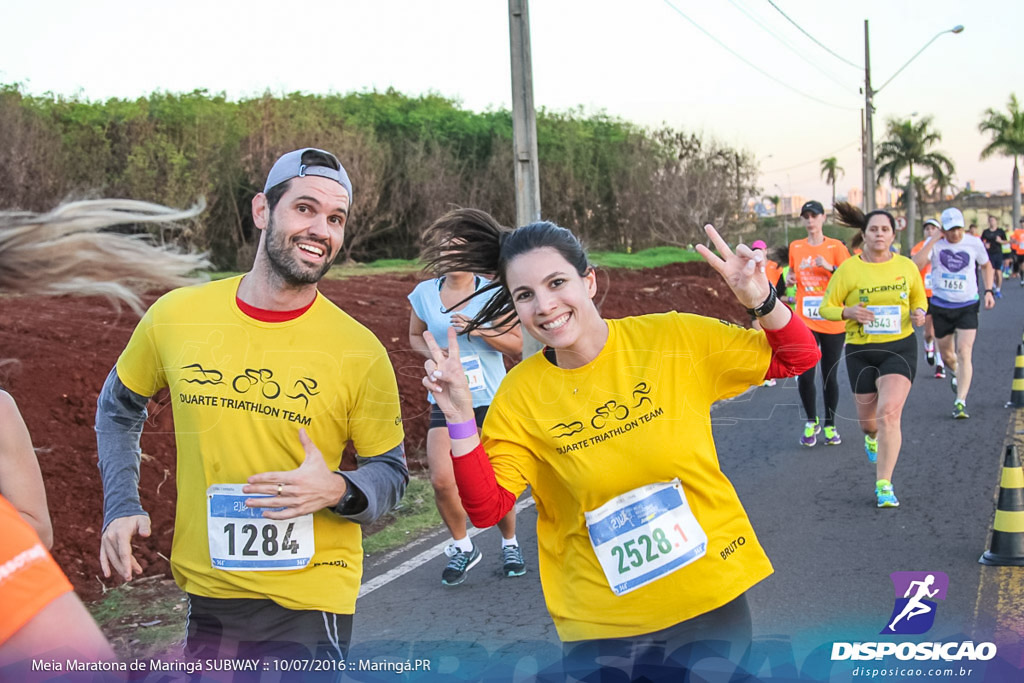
[860,108,868,212]
[508,0,543,356]
[509,0,541,227]
[863,19,876,212]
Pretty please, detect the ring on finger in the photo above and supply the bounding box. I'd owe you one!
[277,483,283,496]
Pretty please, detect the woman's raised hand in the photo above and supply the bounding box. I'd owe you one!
[421,327,475,423]
[695,224,771,309]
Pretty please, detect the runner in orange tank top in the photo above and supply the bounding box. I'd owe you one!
[787,200,850,447]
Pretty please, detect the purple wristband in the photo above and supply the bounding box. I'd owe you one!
[447,418,478,440]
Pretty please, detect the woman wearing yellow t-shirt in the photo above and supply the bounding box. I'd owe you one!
[820,203,927,508]
[787,200,850,448]
[416,208,820,680]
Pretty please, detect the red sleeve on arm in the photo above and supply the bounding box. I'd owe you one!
[450,443,518,528]
[763,307,822,380]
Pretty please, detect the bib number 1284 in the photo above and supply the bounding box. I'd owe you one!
[207,484,314,571]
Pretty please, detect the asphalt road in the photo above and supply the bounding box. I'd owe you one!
[347,281,1024,682]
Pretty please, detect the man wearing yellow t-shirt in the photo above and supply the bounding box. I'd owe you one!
[95,148,407,663]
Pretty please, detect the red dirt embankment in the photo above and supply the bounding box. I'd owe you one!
[0,262,744,601]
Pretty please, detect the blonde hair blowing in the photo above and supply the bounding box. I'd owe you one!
[0,199,211,315]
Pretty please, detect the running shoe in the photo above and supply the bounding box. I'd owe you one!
[800,419,820,447]
[995,289,1003,299]
[501,544,526,577]
[763,378,777,387]
[875,480,900,508]
[924,345,935,366]
[441,543,482,586]
[823,425,841,446]
[949,370,958,394]
[864,434,878,463]
[952,400,969,419]
[934,365,946,379]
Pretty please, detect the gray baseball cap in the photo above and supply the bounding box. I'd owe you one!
[263,148,352,203]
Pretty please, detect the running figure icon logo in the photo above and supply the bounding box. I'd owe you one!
[881,571,949,635]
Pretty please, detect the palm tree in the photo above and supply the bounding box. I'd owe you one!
[875,116,955,248]
[979,94,1024,229]
[762,194,781,216]
[819,157,844,218]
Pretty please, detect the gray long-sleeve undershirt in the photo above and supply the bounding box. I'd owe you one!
[95,367,408,531]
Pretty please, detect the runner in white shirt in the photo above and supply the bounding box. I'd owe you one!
[911,208,995,419]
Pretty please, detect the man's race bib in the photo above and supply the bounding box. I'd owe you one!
[207,484,314,571]
[937,272,967,293]
[801,296,823,321]
[865,306,901,335]
[584,479,707,596]
[460,354,486,392]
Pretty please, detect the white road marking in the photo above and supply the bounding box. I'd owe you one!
[358,496,536,597]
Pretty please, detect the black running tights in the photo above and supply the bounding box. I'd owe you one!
[797,330,845,427]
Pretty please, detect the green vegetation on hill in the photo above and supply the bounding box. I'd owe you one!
[1,84,756,269]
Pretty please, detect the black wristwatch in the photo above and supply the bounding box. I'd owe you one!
[746,285,778,318]
[985,289,995,295]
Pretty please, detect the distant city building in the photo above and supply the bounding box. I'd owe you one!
[779,195,806,216]
[965,180,974,192]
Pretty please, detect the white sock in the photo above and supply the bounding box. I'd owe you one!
[936,354,945,368]
[452,536,474,553]
[501,536,519,548]
[924,341,934,353]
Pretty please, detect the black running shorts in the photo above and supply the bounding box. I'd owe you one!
[843,333,918,394]
[930,301,980,339]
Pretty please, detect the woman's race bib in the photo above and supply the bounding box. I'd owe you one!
[207,484,314,571]
[865,305,901,335]
[584,479,707,596]
[937,272,967,293]
[801,296,823,321]
[460,354,486,392]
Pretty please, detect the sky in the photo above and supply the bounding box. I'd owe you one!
[2,0,1020,207]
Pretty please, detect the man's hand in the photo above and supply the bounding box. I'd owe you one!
[244,429,346,520]
[99,514,151,583]
[911,308,926,327]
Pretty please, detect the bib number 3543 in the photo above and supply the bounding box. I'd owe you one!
[207,484,314,571]
[584,479,707,596]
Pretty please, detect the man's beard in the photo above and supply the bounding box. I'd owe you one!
[264,214,335,286]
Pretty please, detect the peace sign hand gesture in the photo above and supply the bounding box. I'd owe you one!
[421,327,475,424]
[695,224,771,309]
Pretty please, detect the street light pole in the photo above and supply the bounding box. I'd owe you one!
[862,22,964,215]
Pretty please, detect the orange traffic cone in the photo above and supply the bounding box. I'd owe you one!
[1006,345,1024,408]
[979,445,1024,566]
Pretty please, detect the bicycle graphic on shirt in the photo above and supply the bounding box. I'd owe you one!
[232,368,281,399]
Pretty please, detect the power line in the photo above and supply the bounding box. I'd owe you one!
[765,0,863,70]
[761,139,860,174]
[661,0,858,112]
[727,0,855,92]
